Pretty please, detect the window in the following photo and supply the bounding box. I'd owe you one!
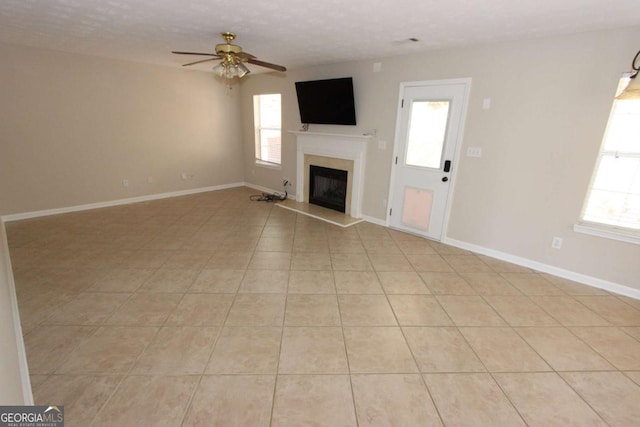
[405,100,450,169]
[578,76,640,241]
[253,93,281,166]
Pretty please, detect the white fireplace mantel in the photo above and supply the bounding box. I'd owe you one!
[289,131,372,218]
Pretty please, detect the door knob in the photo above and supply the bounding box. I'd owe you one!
[442,177,449,182]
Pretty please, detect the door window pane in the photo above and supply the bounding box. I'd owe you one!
[405,101,450,168]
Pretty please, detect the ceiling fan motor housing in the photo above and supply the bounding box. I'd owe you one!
[215,43,242,55]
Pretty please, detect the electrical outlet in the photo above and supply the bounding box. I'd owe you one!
[466,147,482,158]
[551,237,563,249]
[181,172,188,180]
[122,179,129,187]
[147,176,154,184]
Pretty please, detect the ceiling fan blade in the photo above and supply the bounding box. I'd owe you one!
[182,58,219,67]
[237,51,256,59]
[247,58,287,72]
[172,51,219,56]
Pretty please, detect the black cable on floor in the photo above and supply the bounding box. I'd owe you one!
[249,191,287,202]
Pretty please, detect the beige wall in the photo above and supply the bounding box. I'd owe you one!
[0,221,31,404]
[240,27,640,289]
[0,42,244,216]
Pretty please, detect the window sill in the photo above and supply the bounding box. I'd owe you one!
[573,222,640,246]
[255,160,281,170]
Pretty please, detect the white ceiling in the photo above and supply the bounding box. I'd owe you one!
[1,0,639,73]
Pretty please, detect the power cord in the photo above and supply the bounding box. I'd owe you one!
[250,180,289,202]
[250,192,287,202]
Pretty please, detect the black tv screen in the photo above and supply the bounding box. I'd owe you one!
[295,77,357,125]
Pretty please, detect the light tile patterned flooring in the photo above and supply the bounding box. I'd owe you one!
[7,186,640,426]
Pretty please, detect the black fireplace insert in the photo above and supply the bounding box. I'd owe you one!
[309,165,348,213]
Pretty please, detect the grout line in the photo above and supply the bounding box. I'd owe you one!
[552,372,612,425]
[268,204,293,427]
[488,371,535,426]
[178,374,203,427]
[333,263,360,427]
[376,266,447,425]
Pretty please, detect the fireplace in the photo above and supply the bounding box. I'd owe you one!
[309,165,348,213]
[291,131,371,218]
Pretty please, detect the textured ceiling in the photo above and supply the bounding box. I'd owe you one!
[0,0,639,72]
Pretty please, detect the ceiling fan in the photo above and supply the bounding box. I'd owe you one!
[172,32,287,80]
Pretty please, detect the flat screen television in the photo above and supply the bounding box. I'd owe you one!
[295,77,357,125]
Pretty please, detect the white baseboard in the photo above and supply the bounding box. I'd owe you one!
[1,182,246,222]
[445,237,640,300]
[362,215,387,227]
[2,181,293,223]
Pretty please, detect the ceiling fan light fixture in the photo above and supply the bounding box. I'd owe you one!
[237,61,249,78]
[213,56,249,80]
[212,61,227,77]
[223,63,238,80]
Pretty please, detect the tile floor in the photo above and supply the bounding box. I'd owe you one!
[6,186,640,426]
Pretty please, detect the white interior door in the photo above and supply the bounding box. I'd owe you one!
[388,79,470,240]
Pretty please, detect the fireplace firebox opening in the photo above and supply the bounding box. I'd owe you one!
[309,165,348,213]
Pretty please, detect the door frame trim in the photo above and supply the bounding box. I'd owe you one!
[386,78,472,241]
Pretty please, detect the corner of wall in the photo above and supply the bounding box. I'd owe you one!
[0,219,33,404]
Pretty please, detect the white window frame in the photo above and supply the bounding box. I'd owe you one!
[253,93,282,168]
[575,74,640,245]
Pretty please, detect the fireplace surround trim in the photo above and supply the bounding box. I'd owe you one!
[290,131,371,218]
